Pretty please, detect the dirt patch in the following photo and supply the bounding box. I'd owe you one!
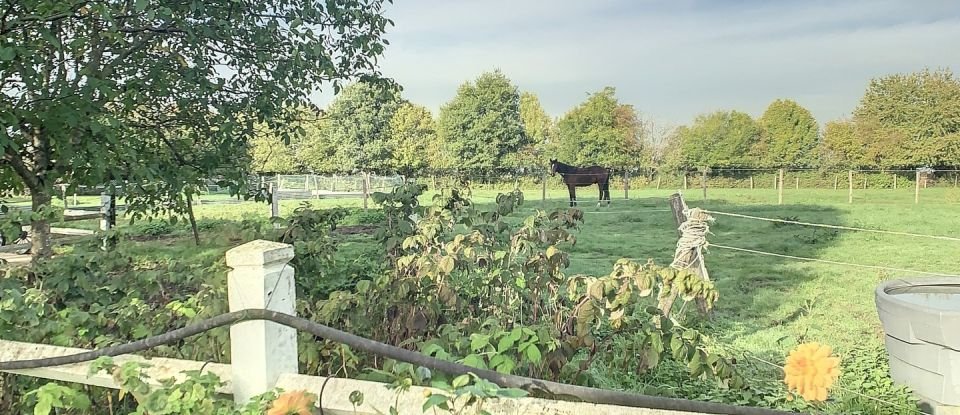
[334,224,378,235]
[125,233,185,243]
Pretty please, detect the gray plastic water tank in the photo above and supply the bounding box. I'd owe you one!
[876,278,960,409]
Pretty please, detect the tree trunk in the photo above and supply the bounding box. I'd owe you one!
[186,192,201,246]
[31,188,54,258]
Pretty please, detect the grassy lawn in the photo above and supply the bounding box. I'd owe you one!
[6,185,957,413]
[62,184,953,359]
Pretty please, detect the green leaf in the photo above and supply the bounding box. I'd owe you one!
[497,335,516,352]
[422,394,449,412]
[497,388,528,398]
[460,354,487,370]
[650,331,663,353]
[688,350,703,374]
[34,395,52,415]
[134,0,148,13]
[451,374,470,389]
[438,256,455,274]
[0,47,14,61]
[545,245,558,258]
[525,344,542,364]
[470,334,491,352]
[645,347,660,369]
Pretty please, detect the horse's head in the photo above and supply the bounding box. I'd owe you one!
[549,159,558,176]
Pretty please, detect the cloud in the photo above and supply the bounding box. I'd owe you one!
[313,0,960,126]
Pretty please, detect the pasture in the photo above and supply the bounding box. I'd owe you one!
[4,185,958,414]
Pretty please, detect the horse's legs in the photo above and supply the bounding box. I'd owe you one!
[567,184,577,207]
[603,179,611,206]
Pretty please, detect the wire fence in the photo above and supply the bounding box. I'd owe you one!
[249,168,960,206]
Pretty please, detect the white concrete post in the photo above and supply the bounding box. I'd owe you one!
[225,240,298,405]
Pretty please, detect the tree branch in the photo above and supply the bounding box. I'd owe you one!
[3,139,38,191]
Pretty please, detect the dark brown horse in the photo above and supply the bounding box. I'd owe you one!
[549,159,611,207]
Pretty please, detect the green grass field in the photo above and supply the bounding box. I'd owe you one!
[74,185,955,356]
[7,186,959,412]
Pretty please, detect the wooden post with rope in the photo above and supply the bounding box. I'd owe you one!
[848,170,853,204]
[915,170,920,204]
[701,168,707,200]
[777,169,784,205]
[661,193,712,318]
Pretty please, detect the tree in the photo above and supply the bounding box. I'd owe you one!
[757,99,820,168]
[677,110,760,169]
[387,103,436,177]
[437,70,526,173]
[304,82,403,174]
[518,92,554,169]
[553,87,645,169]
[854,69,960,167]
[0,0,392,257]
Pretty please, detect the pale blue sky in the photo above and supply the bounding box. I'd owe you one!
[313,0,960,128]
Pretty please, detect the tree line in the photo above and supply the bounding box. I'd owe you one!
[253,68,960,176]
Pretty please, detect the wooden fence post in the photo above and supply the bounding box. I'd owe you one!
[270,183,280,228]
[834,175,839,190]
[624,171,630,200]
[683,174,688,190]
[749,176,754,189]
[778,169,784,205]
[99,192,116,251]
[701,169,707,200]
[662,193,712,318]
[226,240,298,405]
[894,174,897,189]
[362,172,369,210]
[863,177,867,189]
[656,175,661,189]
[541,172,547,206]
[915,171,920,204]
[795,177,799,190]
[848,171,854,203]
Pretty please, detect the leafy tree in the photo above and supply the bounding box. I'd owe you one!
[854,68,960,167]
[309,82,404,174]
[819,118,908,169]
[387,103,436,177]
[820,120,862,169]
[553,87,644,169]
[0,0,392,257]
[437,70,526,173]
[677,110,760,169]
[757,99,820,168]
[250,132,299,174]
[518,92,554,169]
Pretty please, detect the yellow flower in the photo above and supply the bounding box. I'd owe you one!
[783,342,841,402]
[267,390,316,415]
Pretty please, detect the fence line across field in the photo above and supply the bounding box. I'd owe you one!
[705,210,960,242]
[709,244,960,278]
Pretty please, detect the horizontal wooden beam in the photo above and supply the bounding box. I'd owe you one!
[0,339,232,394]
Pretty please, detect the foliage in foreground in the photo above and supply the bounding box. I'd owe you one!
[0,185,924,414]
